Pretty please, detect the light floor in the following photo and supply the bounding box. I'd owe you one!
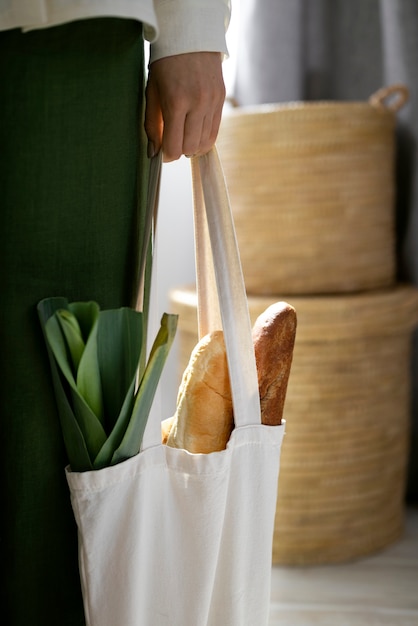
[269,506,418,626]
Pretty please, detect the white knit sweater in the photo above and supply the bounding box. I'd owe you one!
[0,0,231,61]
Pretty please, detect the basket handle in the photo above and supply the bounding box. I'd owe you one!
[369,83,409,113]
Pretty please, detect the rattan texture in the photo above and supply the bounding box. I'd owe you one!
[217,85,409,296]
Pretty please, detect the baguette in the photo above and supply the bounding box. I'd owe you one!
[162,301,296,451]
[252,302,297,426]
[164,330,233,453]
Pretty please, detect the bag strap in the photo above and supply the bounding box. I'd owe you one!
[142,147,261,449]
[191,147,261,428]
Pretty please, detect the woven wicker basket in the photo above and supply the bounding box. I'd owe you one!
[217,84,409,296]
[169,284,418,564]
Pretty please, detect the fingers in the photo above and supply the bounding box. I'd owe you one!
[182,104,223,159]
[180,111,206,159]
[144,52,226,162]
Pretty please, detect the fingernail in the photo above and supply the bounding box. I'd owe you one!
[147,141,156,159]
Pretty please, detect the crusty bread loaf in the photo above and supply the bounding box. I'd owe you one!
[162,302,296,451]
[165,330,233,453]
[252,302,297,426]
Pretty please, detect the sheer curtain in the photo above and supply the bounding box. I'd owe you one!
[231,0,418,500]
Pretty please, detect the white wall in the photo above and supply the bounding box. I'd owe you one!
[154,157,195,417]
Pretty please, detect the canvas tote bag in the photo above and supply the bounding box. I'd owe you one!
[66,147,285,626]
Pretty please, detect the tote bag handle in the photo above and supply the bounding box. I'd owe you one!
[191,147,261,427]
[142,147,261,449]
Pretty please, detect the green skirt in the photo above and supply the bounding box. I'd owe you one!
[0,18,148,625]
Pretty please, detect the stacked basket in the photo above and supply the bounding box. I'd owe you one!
[170,85,418,564]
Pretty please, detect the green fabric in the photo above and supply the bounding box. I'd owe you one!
[0,19,148,625]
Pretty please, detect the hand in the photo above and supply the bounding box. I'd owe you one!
[145,52,226,162]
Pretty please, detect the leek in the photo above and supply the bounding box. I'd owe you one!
[38,297,177,472]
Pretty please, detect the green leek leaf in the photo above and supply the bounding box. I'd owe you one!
[55,303,105,426]
[111,312,178,464]
[38,298,93,471]
[93,376,136,469]
[43,306,107,461]
[69,301,100,342]
[75,313,104,427]
[49,361,94,472]
[97,308,143,431]
[38,292,177,471]
[55,308,85,373]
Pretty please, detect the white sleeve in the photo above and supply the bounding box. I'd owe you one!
[147,0,231,62]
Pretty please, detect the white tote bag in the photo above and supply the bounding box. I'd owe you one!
[66,147,285,626]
